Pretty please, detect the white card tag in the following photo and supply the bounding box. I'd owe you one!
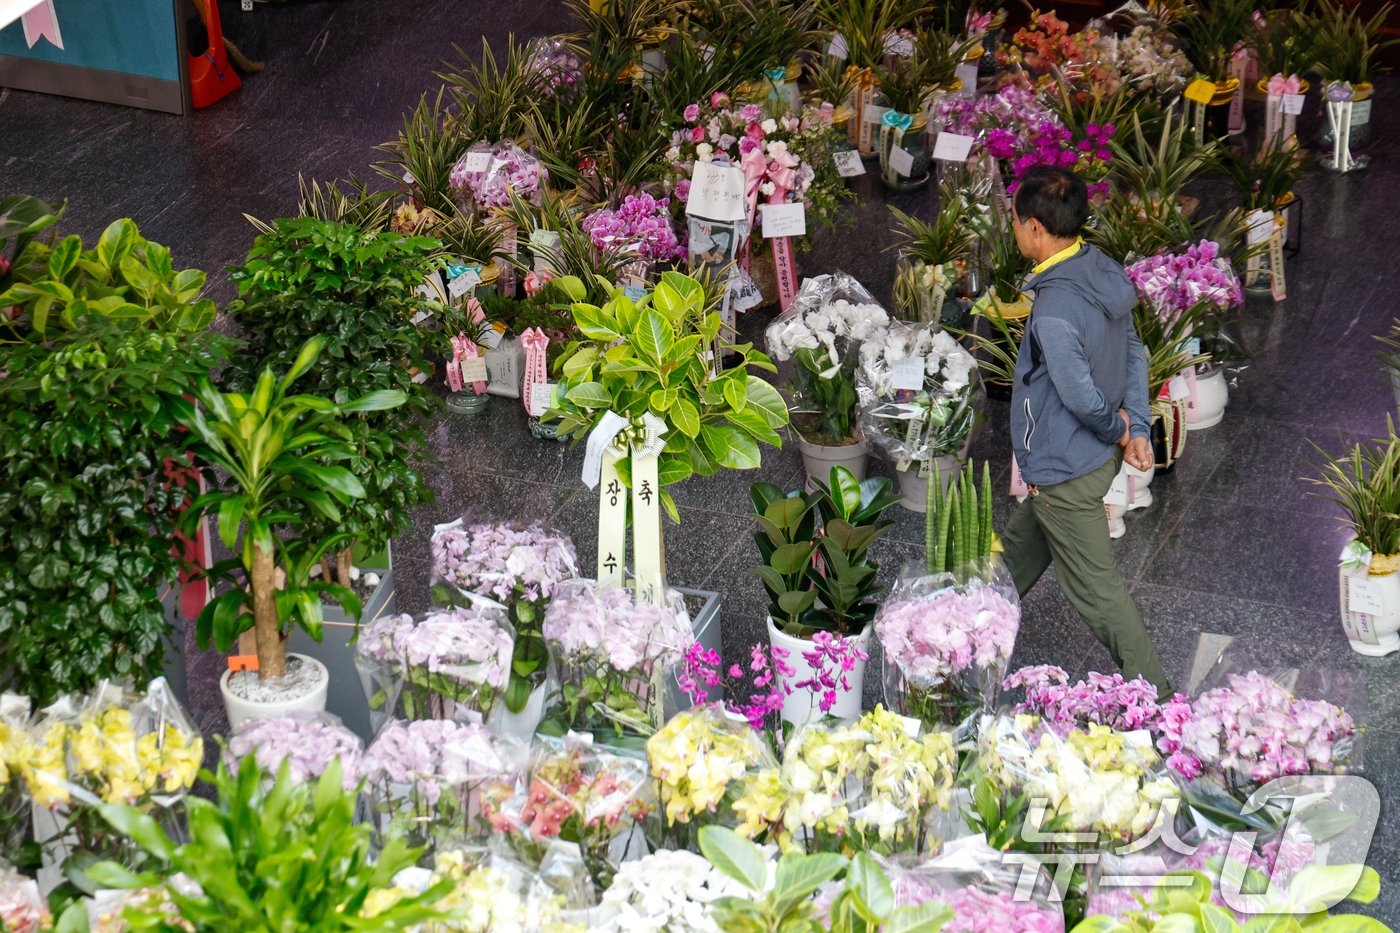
[833,150,866,177]
[896,714,922,738]
[1348,575,1386,616]
[761,202,807,238]
[955,62,979,98]
[1104,470,1130,507]
[448,274,473,299]
[417,280,439,302]
[884,34,914,57]
[827,33,847,59]
[1184,337,1201,357]
[583,411,630,489]
[1351,99,1373,125]
[888,145,915,177]
[727,274,763,313]
[477,324,504,350]
[1168,375,1190,400]
[402,170,415,185]
[459,357,488,383]
[1281,93,1305,115]
[1247,208,1274,246]
[685,160,747,221]
[529,382,556,418]
[933,132,975,162]
[410,310,433,325]
[462,151,492,173]
[863,103,889,126]
[890,356,925,390]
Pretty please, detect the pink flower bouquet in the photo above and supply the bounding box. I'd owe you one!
[1125,240,1243,318]
[224,712,363,791]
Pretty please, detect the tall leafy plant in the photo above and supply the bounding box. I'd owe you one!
[1309,417,1400,559]
[1311,0,1399,85]
[549,272,790,523]
[227,217,441,588]
[177,338,405,679]
[374,88,464,217]
[925,460,994,575]
[0,217,228,703]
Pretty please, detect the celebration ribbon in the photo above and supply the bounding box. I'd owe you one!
[1263,73,1303,148]
[520,327,550,416]
[1228,44,1250,132]
[1266,73,1302,96]
[21,0,63,49]
[765,148,801,311]
[881,110,915,133]
[446,334,470,392]
[738,146,769,274]
[461,341,488,395]
[524,269,554,298]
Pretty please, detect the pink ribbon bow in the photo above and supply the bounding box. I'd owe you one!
[1266,73,1302,96]
[524,269,554,298]
[446,334,486,394]
[520,327,550,415]
[740,146,769,228]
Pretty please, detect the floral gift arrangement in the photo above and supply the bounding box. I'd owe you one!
[224,712,363,789]
[857,321,982,475]
[355,606,515,725]
[431,519,578,725]
[765,272,891,448]
[1126,240,1245,318]
[541,580,695,743]
[581,192,685,283]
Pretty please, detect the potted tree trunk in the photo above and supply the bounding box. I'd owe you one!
[1310,419,1400,656]
[177,337,408,727]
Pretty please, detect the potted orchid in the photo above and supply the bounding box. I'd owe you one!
[856,321,983,510]
[765,272,891,484]
[429,519,577,737]
[1170,0,1256,140]
[581,192,685,286]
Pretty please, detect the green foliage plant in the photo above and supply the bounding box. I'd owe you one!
[226,217,442,590]
[85,756,455,932]
[176,338,406,680]
[1170,0,1256,80]
[924,460,994,576]
[1309,417,1400,559]
[375,88,464,217]
[549,271,789,523]
[0,217,229,703]
[1311,0,1399,85]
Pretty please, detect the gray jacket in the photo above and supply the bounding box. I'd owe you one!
[1009,242,1150,486]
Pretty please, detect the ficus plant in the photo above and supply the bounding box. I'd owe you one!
[83,756,456,932]
[226,216,442,591]
[549,271,790,523]
[0,216,229,703]
[176,337,407,680]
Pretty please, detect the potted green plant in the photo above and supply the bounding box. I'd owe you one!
[815,0,931,154]
[1311,0,1398,149]
[805,54,860,142]
[1132,299,1213,474]
[375,88,465,217]
[1310,417,1400,657]
[177,337,407,725]
[961,206,1032,401]
[85,757,455,931]
[1222,142,1306,293]
[751,466,901,724]
[1169,0,1255,139]
[888,186,979,326]
[875,49,936,190]
[0,215,231,706]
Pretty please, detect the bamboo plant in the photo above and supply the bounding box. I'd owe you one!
[925,459,995,576]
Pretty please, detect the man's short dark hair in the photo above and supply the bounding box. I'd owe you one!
[1013,166,1088,238]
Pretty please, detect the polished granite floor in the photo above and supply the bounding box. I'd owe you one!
[3,0,1399,921]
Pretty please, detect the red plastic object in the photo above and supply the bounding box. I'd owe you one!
[189,0,241,109]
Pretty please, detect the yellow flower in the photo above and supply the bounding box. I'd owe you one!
[21,723,71,809]
[732,768,785,839]
[647,711,764,825]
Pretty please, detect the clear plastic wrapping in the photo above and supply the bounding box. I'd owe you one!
[0,695,31,858]
[388,847,590,930]
[0,862,47,932]
[877,561,1021,738]
[763,272,891,444]
[449,141,546,212]
[541,580,694,744]
[355,605,515,726]
[857,320,984,464]
[224,710,363,790]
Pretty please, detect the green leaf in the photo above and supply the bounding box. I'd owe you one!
[650,388,678,411]
[701,425,761,469]
[771,542,815,575]
[573,305,622,341]
[279,336,326,392]
[672,398,700,438]
[338,389,408,412]
[723,376,748,412]
[96,805,175,861]
[96,218,137,269]
[47,235,81,279]
[698,826,770,894]
[745,376,790,427]
[885,902,953,933]
[565,382,613,409]
[1310,917,1392,932]
[636,309,675,363]
[771,852,847,912]
[848,852,895,923]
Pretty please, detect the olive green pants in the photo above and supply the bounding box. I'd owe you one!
[1002,452,1172,697]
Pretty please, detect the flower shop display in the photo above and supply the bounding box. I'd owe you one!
[1003,666,1165,737]
[1313,0,1399,158]
[542,580,694,743]
[877,567,1020,736]
[647,705,778,850]
[1312,420,1400,656]
[430,519,577,732]
[547,272,788,600]
[355,608,514,726]
[485,733,654,892]
[751,467,901,724]
[888,188,982,328]
[224,712,363,790]
[0,213,230,705]
[856,320,982,508]
[448,141,547,295]
[765,272,891,483]
[21,679,202,892]
[596,847,748,933]
[1170,0,1256,140]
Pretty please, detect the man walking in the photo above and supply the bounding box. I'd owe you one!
[1003,165,1172,697]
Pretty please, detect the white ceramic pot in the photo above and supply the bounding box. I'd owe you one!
[1188,367,1229,430]
[797,434,869,489]
[488,683,549,741]
[220,653,330,729]
[766,615,870,727]
[1339,560,1400,657]
[894,455,959,512]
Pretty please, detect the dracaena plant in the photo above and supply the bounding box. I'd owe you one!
[0,217,229,704]
[245,174,395,236]
[548,271,790,523]
[84,756,455,932]
[374,87,465,217]
[1309,417,1400,560]
[750,467,900,637]
[176,337,407,680]
[438,37,539,145]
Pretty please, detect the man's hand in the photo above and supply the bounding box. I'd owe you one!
[1117,408,1152,471]
[1117,408,1131,447]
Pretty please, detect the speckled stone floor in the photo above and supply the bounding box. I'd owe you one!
[3,0,1399,921]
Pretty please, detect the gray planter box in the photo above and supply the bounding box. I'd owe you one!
[670,586,723,710]
[287,552,396,742]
